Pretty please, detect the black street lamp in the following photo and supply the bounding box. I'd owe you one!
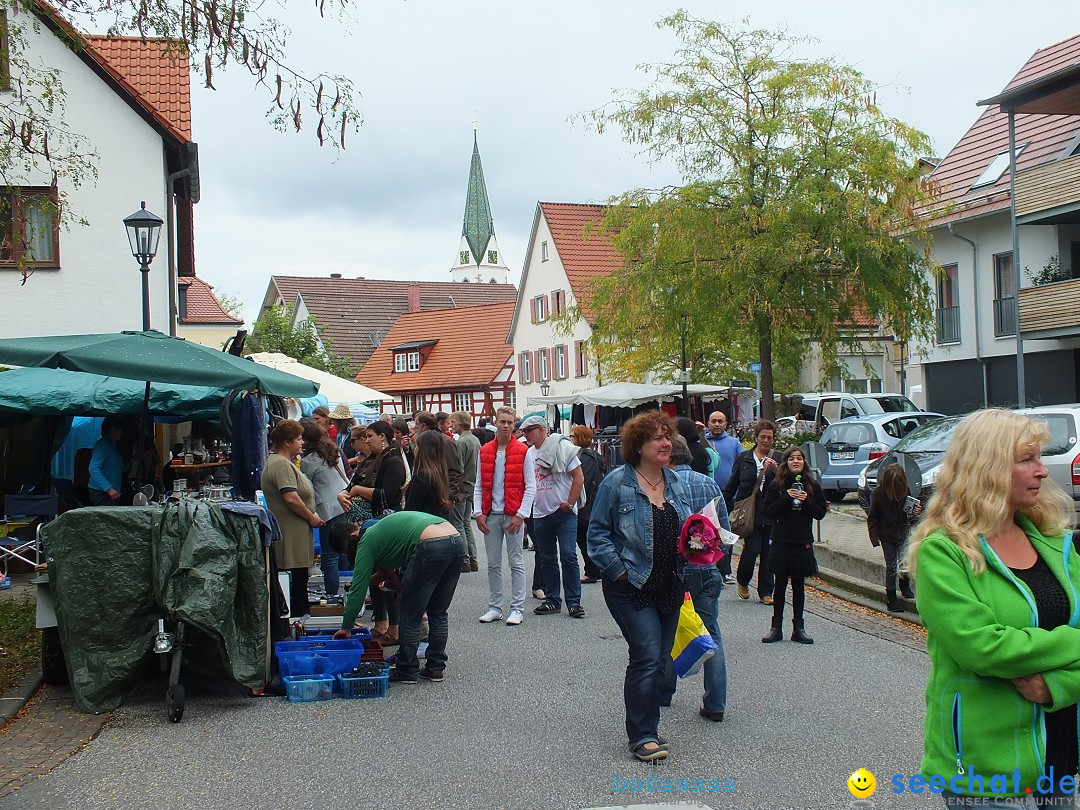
[539,380,551,397]
[124,201,164,331]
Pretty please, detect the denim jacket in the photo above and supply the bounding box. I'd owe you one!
[586,464,694,590]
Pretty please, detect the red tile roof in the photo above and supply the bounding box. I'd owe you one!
[921,33,1080,227]
[268,277,518,370]
[357,302,515,393]
[540,202,624,319]
[178,276,242,324]
[85,35,192,142]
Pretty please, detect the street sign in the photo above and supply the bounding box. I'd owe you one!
[749,362,761,373]
[730,379,751,388]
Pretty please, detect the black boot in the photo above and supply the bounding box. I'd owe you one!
[899,575,914,600]
[791,623,814,644]
[761,626,783,643]
[886,589,903,613]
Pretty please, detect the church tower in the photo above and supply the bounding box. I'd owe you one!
[450,132,509,284]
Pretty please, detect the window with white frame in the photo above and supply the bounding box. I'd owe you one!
[394,353,407,373]
[555,344,567,379]
[575,340,589,377]
[403,394,415,412]
[505,390,516,410]
[519,351,532,384]
[454,392,470,412]
[530,295,548,324]
[537,347,550,381]
[541,240,549,262]
[407,351,421,371]
[551,289,566,317]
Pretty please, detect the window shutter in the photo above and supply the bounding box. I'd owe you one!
[529,298,536,324]
[574,342,581,377]
[534,350,542,380]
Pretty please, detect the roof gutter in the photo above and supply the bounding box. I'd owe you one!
[947,223,988,408]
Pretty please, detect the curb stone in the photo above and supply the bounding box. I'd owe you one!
[0,666,43,730]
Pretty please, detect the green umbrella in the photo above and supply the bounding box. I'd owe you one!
[0,367,229,419]
[0,330,317,398]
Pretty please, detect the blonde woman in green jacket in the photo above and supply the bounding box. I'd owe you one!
[907,409,1080,808]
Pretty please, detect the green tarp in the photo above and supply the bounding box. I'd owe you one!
[0,330,318,398]
[42,501,267,714]
[0,367,228,418]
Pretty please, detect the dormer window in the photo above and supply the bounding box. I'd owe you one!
[395,353,407,373]
[392,341,436,373]
[971,145,1025,190]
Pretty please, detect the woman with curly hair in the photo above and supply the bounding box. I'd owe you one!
[587,410,694,763]
[907,408,1080,808]
[300,419,349,597]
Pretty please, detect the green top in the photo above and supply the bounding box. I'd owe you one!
[341,511,452,629]
[916,515,1080,797]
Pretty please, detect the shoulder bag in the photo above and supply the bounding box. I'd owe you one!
[729,458,767,537]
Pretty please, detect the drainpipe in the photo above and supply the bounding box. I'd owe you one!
[947,224,988,408]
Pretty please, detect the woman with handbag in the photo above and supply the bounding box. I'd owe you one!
[299,419,350,598]
[761,446,826,644]
[261,419,324,617]
[587,411,694,763]
[337,421,407,521]
[722,420,782,604]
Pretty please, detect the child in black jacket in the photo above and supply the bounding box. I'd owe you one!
[866,464,919,612]
[761,446,827,644]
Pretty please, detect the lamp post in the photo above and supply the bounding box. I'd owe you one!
[679,314,689,417]
[123,201,164,331]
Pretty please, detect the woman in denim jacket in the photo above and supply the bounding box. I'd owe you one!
[588,411,694,763]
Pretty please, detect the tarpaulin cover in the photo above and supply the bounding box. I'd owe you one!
[42,501,268,714]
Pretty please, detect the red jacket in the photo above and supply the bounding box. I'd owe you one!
[479,438,527,516]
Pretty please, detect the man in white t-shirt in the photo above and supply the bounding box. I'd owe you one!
[520,415,585,618]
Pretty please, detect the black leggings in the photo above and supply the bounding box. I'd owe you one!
[771,574,805,629]
[371,586,399,625]
[737,525,773,598]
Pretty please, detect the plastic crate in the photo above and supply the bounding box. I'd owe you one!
[361,639,384,662]
[304,626,373,641]
[275,638,365,653]
[337,665,390,700]
[282,675,334,703]
[276,639,365,679]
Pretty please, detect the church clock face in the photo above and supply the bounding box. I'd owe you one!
[487,250,498,264]
[460,251,470,265]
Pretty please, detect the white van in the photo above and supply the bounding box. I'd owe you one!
[794,392,920,433]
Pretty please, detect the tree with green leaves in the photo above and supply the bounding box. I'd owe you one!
[579,12,938,419]
[249,305,354,380]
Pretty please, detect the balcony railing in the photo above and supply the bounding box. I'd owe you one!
[994,296,1016,337]
[1019,278,1080,339]
[935,306,961,344]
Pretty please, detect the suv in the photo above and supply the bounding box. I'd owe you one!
[858,404,1080,517]
[819,412,943,501]
[795,392,920,433]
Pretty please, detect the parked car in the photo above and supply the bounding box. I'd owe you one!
[819,411,944,501]
[858,404,1080,517]
[795,391,921,433]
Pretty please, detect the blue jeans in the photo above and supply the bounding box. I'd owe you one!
[602,577,680,751]
[319,515,349,596]
[533,510,581,609]
[662,565,727,714]
[395,533,467,678]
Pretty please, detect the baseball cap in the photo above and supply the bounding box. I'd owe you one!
[519,415,549,431]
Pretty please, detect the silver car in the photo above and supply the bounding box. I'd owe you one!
[819,411,944,501]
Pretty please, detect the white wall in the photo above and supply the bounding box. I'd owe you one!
[511,212,598,408]
[0,10,172,338]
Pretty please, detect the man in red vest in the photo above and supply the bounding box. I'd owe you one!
[473,406,536,626]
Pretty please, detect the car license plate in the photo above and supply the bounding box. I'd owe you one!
[830,451,855,460]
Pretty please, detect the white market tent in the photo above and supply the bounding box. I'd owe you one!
[245,352,389,404]
[525,382,736,408]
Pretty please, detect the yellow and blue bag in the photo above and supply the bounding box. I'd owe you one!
[670,592,717,678]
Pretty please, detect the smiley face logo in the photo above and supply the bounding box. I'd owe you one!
[847,768,876,798]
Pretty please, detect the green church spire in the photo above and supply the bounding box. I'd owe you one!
[462,132,494,266]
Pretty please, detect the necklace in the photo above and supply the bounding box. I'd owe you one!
[636,469,662,491]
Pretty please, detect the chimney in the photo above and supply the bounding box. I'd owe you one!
[407,284,421,313]
[330,273,342,279]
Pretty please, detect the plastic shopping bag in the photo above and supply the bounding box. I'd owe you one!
[670,592,717,678]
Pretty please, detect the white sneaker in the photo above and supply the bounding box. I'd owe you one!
[479,608,503,623]
[506,610,523,626]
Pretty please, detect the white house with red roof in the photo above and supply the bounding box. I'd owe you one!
[508,203,620,409]
[910,33,1080,414]
[0,1,237,344]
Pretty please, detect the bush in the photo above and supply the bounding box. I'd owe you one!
[0,595,40,693]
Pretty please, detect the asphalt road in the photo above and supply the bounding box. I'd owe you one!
[1,543,932,810]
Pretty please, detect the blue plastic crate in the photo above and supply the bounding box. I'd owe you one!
[337,665,390,700]
[304,626,372,641]
[282,675,334,703]
[275,638,365,653]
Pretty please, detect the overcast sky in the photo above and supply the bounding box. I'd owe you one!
[187,0,1080,325]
